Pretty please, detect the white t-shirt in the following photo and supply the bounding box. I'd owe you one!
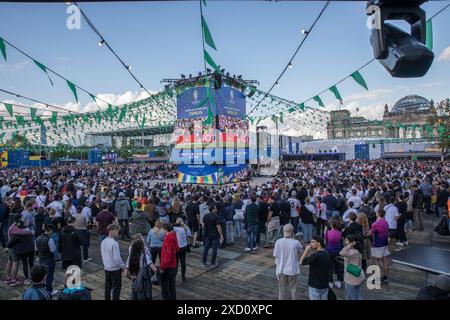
[348,196,362,209]
[384,204,400,229]
[288,198,301,218]
[273,237,303,276]
[343,208,359,223]
[36,195,46,208]
[47,201,63,217]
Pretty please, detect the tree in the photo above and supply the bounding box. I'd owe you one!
[427,98,449,160]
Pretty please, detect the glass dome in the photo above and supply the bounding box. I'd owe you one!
[391,95,431,114]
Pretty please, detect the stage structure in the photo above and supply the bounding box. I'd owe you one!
[170,72,255,184]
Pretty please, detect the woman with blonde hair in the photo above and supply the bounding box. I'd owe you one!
[173,218,192,282]
[146,219,166,265]
[170,196,182,224]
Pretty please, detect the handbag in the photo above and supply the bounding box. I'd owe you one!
[267,216,280,232]
[345,252,362,278]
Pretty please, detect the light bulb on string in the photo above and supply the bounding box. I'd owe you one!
[288,62,293,69]
[98,40,105,47]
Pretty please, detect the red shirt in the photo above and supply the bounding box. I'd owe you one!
[160,231,179,270]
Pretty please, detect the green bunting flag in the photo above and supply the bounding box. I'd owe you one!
[15,115,25,127]
[202,0,207,7]
[204,50,221,73]
[30,107,37,119]
[313,95,325,108]
[33,60,54,86]
[271,114,278,124]
[34,116,44,127]
[350,71,368,91]
[51,111,57,126]
[0,37,6,61]
[329,85,343,102]
[426,19,433,50]
[203,87,215,126]
[201,15,217,51]
[279,112,284,124]
[4,103,13,117]
[66,80,79,103]
[256,116,266,126]
[288,107,296,113]
[117,105,127,123]
[299,103,305,111]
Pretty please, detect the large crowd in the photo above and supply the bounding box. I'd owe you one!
[0,159,449,300]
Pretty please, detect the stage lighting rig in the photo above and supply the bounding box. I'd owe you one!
[366,0,434,77]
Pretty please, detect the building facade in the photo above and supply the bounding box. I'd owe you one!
[327,95,437,140]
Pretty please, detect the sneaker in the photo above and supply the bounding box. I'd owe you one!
[244,247,251,252]
[3,248,9,253]
[396,242,404,246]
[210,264,218,268]
[252,246,259,250]
[334,281,342,289]
[404,241,409,245]
[201,263,207,267]
[51,290,59,296]
[24,279,31,285]
[83,257,93,263]
[329,282,334,288]
[3,277,12,284]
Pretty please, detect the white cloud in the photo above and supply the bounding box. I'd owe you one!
[57,57,68,63]
[419,81,443,88]
[0,60,30,72]
[438,46,450,61]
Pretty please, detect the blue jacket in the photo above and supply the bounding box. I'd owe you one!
[146,229,165,248]
[23,284,52,300]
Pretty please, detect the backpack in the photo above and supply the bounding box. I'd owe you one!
[132,253,153,300]
[278,200,291,225]
[434,217,450,236]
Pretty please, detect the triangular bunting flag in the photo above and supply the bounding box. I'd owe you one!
[426,19,433,50]
[350,71,368,91]
[66,80,79,103]
[0,37,6,61]
[329,85,343,102]
[201,15,217,51]
[33,60,54,86]
[204,50,221,73]
[4,103,13,117]
[313,95,325,108]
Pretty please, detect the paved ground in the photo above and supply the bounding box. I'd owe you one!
[0,213,448,300]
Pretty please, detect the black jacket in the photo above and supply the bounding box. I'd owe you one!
[8,233,34,255]
[58,225,82,261]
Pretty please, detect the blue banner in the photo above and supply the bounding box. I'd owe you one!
[215,87,246,119]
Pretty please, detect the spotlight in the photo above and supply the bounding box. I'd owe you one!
[98,39,105,47]
[237,75,243,79]
[198,71,202,77]
[367,0,434,78]
[288,62,293,69]
[181,74,186,79]
[226,72,230,77]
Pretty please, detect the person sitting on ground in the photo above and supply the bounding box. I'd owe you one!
[22,264,52,300]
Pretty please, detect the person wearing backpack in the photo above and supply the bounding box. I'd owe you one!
[277,193,291,239]
[359,197,375,226]
[299,197,315,244]
[22,264,52,300]
[125,235,157,300]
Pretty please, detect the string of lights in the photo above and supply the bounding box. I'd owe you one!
[246,0,331,117]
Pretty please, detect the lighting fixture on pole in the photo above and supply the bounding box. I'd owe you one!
[98,39,105,47]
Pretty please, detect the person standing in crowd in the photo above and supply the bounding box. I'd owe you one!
[404,191,414,232]
[185,195,200,248]
[232,194,245,239]
[59,216,82,270]
[323,188,338,219]
[125,235,157,300]
[299,197,315,244]
[264,197,280,248]
[160,223,179,300]
[130,202,151,237]
[224,196,235,246]
[395,194,408,246]
[22,264,52,300]
[35,224,57,294]
[173,218,191,282]
[147,219,166,265]
[115,192,131,241]
[0,197,9,250]
[198,195,210,243]
[420,178,433,215]
[96,202,116,242]
[325,219,344,289]
[8,219,35,285]
[384,196,400,249]
[244,195,260,252]
[340,234,365,300]
[73,205,91,263]
[300,236,332,300]
[412,184,424,231]
[359,196,375,226]
[273,224,303,300]
[436,184,450,218]
[202,204,224,267]
[370,209,390,283]
[101,224,124,300]
[287,191,301,235]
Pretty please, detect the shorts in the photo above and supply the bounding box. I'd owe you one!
[8,248,19,262]
[388,229,397,239]
[371,246,390,258]
[188,220,199,233]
